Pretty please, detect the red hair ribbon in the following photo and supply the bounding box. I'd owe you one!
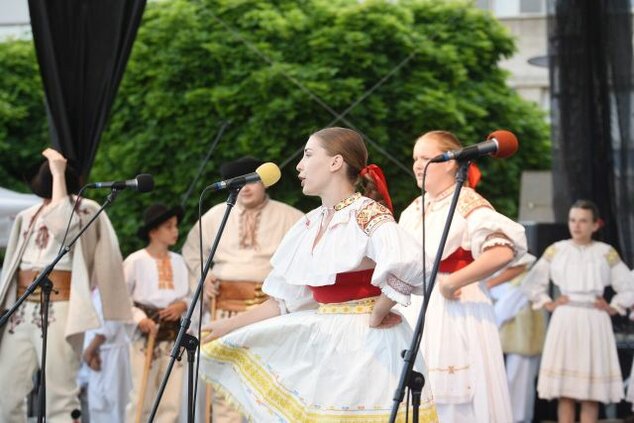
[359,164,394,213]
[467,163,481,189]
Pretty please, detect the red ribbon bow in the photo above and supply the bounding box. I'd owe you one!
[359,164,394,213]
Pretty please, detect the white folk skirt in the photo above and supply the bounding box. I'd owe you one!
[200,298,438,422]
[422,282,512,423]
[537,300,623,403]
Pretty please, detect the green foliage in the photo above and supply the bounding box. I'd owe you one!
[0,40,49,191]
[0,0,550,255]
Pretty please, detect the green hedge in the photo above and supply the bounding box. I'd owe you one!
[0,0,550,255]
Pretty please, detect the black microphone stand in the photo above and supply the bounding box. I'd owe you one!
[148,187,241,423]
[389,160,470,423]
[0,188,122,423]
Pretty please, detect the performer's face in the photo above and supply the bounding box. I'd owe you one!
[568,207,599,244]
[238,181,267,209]
[150,216,179,247]
[296,135,339,196]
[412,137,456,194]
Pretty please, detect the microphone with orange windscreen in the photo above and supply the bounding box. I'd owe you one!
[429,130,519,163]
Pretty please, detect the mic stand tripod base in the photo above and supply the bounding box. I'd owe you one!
[178,333,200,423]
[407,369,425,423]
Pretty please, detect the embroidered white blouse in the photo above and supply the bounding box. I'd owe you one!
[262,194,426,313]
[521,239,634,314]
[124,249,190,324]
[399,186,527,267]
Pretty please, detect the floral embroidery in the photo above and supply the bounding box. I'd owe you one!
[8,303,26,334]
[457,189,493,218]
[356,202,394,236]
[334,193,361,211]
[317,298,377,314]
[605,247,621,267]
[155,257,174,290]
[201,341,438,422]
[543,245,557,262]
[35,225,50,250]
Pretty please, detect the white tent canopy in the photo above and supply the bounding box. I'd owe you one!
[0,187,40,248]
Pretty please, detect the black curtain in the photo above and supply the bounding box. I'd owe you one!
[548,0,634,264]
[28,0,146,180]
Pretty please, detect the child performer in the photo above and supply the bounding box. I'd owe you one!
[124,203,190,422]
[522,199,634,423]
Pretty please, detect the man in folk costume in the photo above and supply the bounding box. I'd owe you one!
[0,148,133,423]
[124,203,190,422]
[182,156,303,422]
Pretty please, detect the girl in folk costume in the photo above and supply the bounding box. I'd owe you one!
[521,200,634,423]
[199,127,438,422]
[124,203,190,423]
[0,148,132,423]
[398,131,527,423]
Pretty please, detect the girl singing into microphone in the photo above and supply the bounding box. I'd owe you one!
[199,127,438,422]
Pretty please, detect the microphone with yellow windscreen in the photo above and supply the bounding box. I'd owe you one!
[255,162,282,188]
[208,162,281,192]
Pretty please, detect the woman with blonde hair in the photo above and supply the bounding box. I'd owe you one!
[399,130,527,422]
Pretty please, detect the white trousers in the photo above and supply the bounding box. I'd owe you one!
[0,301,80,423]
[506,354,540,423]
[126,338,184,423]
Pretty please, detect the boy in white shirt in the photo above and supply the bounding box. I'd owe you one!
[124,203,190,423]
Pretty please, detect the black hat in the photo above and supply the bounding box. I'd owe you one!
[220,156,263,180]
[137,203,184,241]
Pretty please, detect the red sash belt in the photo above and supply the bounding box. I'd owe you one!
[309,269,380,303]
[439,247,474,273]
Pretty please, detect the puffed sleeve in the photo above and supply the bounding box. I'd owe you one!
[466,207,527,261]
[361,203,426,306]
[605,247,634,315]
[520,245,555,309]
[262,272,317,314]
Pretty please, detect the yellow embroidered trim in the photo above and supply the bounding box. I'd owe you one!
[540,367,622,382]
[356,201,394,235]
[457,189,493,218]
[543,245,557,262]
[335,192,361,211]
[317,298,377,314]
[202,342,438,422]
[428,365,470,374]
[605,247,621,267]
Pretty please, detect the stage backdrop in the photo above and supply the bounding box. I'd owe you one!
[27,0,146,181]
[548,0,634,265]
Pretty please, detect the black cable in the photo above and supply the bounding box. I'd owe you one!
[57,185,90,254]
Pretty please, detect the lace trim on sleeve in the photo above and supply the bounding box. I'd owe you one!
[386,273,416,295]
[481,232,514,254]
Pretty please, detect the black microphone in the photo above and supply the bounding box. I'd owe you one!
[70,409,81,422]
[88,174,154,193]
[430,130,519,163]
[208,162,281,192]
